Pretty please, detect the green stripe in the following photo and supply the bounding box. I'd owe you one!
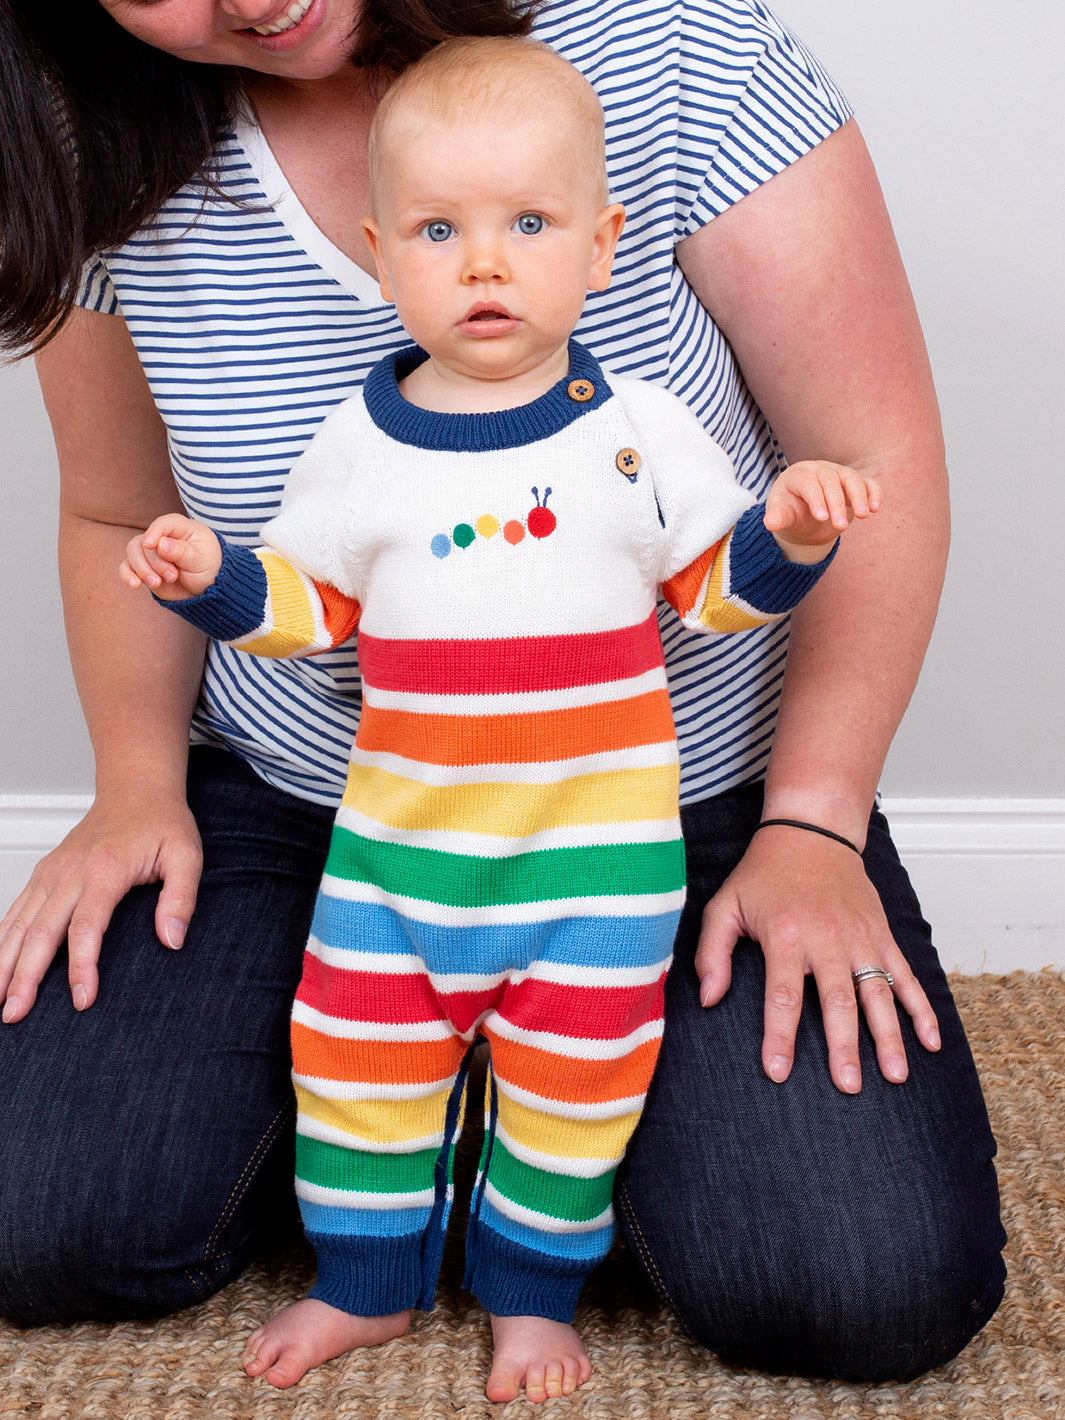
[296,1134,439,1195]
[324,827,685,907]
[488,1141,616,1223]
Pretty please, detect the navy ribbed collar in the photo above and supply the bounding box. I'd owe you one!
[362,338,612,452]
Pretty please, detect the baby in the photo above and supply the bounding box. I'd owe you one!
[121,36,878,1405]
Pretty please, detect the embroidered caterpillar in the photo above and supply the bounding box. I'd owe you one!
[431,488,556,558]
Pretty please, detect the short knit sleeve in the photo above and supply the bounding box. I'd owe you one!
[75,258,121,316]
[673,0,852,238]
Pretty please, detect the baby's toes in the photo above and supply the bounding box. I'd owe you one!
[525,1363,548,1404]
[543,1360,565,1397]
[263,1347,313,1390]
[242,1330,278,1377]
[561,1357,582,1395]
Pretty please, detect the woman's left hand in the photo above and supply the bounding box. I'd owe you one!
[695,824,941,1093]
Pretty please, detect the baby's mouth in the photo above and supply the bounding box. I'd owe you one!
[464,303,514,323]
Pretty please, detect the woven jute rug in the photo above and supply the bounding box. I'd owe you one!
[3,971,1063,1420]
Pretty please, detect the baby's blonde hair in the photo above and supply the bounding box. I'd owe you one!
[368,36,611,209]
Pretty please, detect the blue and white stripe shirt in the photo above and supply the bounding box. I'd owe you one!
[79,0,850,807]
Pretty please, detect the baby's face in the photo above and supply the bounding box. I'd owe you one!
[364,108,623,390]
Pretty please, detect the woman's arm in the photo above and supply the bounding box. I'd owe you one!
[676,120,947,1092]
[0,307,207,1022]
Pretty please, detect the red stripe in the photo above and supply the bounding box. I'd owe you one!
[296,954,441,1024]
[357,611,663,694]
[296,955,666,1043]
[487,975,666,1041]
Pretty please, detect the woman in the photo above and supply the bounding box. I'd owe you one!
[0,0,1004,1382]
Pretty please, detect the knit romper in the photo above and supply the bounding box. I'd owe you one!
[169,342,830,1322]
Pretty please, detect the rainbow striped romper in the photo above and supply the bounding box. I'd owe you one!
[170,342,829,1321]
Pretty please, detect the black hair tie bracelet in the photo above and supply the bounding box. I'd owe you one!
[754,818,862,856]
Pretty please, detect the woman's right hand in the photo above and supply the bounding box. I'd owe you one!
[0,789,202,1023]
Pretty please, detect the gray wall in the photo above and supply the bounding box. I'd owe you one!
[772,0,1065,796]
[1,0,1062,798]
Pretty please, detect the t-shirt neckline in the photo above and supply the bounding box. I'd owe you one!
[232,113,386,306]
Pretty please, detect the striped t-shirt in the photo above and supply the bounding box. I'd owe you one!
[78,0,850,807]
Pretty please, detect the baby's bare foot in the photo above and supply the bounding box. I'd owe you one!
[241,1297,410,1389]
[487,1314,592,1403]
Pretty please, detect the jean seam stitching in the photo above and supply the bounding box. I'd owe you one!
[616,1180,682,1316]
[186,1099,294,1293]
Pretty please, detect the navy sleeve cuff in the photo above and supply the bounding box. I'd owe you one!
[153,539,269,641]
[726,504,837,613]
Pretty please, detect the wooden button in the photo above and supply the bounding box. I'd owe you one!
[567,379,595,402]
[616,447,641,479]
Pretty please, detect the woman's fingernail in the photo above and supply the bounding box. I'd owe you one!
[928,1028,941,1050]
[2,999,19,1024]
[164,919,186,949]
[768,1055,790,1082]
[840,1065,861,1093]
[886,1054,907,1082]
[73,985,89,1011]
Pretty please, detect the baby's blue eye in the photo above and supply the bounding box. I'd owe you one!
[514,213,546,235]
[422,221,455,243]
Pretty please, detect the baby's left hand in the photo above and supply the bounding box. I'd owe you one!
[764,461,881,564]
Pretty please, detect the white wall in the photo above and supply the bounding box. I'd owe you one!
[1,1,1063,966]
[769,0,1065,797]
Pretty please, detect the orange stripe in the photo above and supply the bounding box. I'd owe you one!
[291,1022,464,1084]
[484,1029,661,1104]
[356,689,676,766]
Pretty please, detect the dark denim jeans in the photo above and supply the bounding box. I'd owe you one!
[617,785,1006,1381]
[0,749,1005,1380]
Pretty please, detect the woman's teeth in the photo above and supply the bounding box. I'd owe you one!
[251,0,312,36]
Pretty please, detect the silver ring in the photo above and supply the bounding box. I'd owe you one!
[851,966,894,988]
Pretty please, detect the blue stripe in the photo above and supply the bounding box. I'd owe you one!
[300,1200,431,1239]
[477,1199,615,1262]
[310,897,679,974]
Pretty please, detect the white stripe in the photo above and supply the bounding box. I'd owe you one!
[291,998,456,1041]
[344,741,678,788]
[295,1179,440,1210]
[361,665,668,716]
[293,1071,455,1101]
[484,1012,663,1059]
[494,1075,648,1120]
[296,1112,445,1155]
[334,805,681,856]
[318,875,686,927]
[482,1181,614,1234]
[493,1123,620,1180]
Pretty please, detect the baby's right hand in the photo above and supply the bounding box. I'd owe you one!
[120,515,222,600]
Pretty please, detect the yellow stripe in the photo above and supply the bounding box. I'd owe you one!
[496,1092,643,1163]
[695,542,775,632]
[234,551,319,657]
[341,762,680,834]
[295,1083,452,1145]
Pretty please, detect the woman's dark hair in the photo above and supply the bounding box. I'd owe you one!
[0,0,538,353]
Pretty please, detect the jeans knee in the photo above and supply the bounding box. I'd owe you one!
[634,1203,1006,1382]
[0,1200,212,1326]
[0,1169,296,1326]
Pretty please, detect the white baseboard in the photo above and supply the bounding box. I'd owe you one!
[1,795,1063,975]
[880,799,1065,974]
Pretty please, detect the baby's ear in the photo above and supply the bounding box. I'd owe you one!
[588,203,626,292]
[361,218,394,303]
